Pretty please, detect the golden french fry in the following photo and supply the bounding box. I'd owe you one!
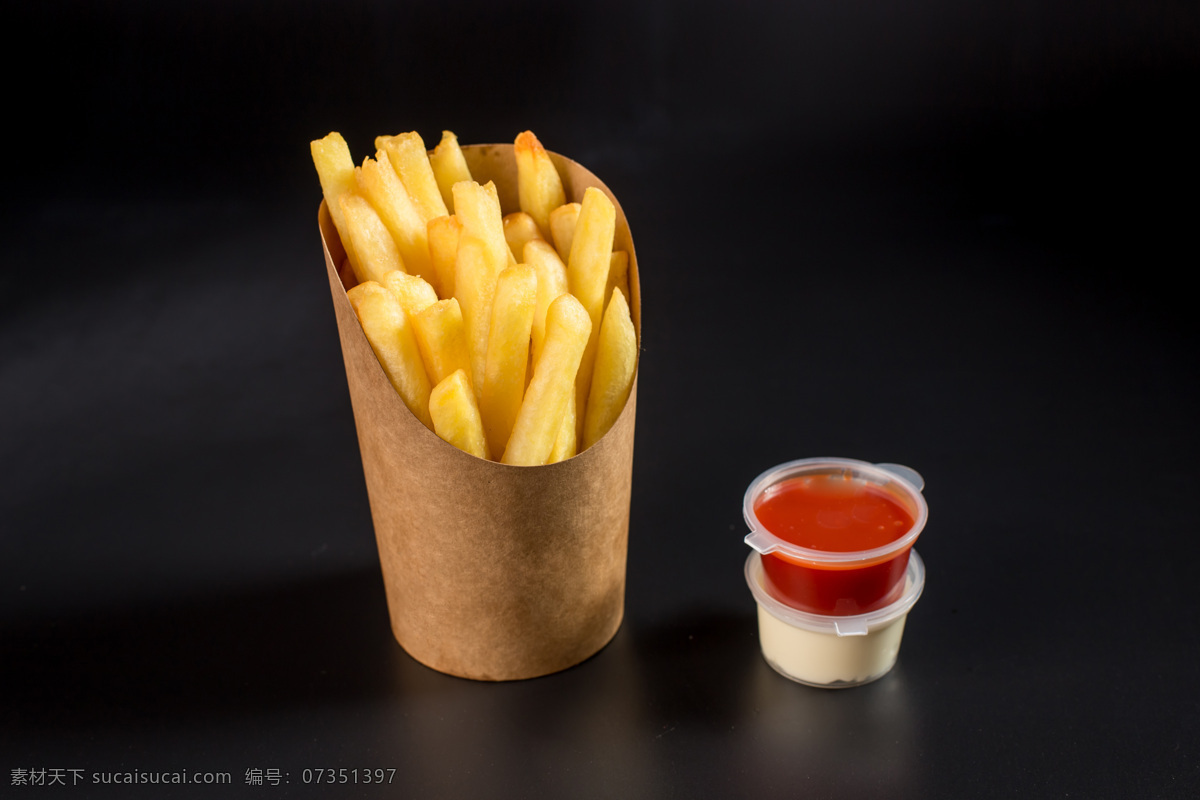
[311,132,361,273]
[566,187,616,438]
[429,369,491,460]
[412,298,472,387]
[502,211,545,263]
[502,293,591,466]
[583,288,637,450]
[514,130,566,239]
[382,270,438,318]
[339,193,405,285]
[429,130,473,214]
[347,281,434,430]
[383,132,449,222]
[483,180,502,213]
[427,214,462,299]
[481,264,537,458]
[607,250,630,309]
[455,235,503,394]
[357,152,439,291]
[548,391,577,463]
[523,239,568,366]
[482,185,518,265]
[548,202,581,263]
[454,180,510,277]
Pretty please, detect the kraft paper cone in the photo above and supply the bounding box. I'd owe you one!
[318,144,640,681]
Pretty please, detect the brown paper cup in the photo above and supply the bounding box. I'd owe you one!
[318,144,640,681]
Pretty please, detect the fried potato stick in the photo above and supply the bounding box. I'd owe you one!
[347,281,433,430]
[524,240,568,366]
[429,131,472,214]
[502,211,545,263]
[566,187,616,439]
[427,214,462,299]
[548,392,577,463]
[582,288,637,450]
[455,235,503,395]
[412,298,472,387]
[382,270,438,318]
[503,293,591,466]
[454,180,511,277]
[548,202,581,263]
[357,152,438,290]
[514,131,566,240]
[481,264,537,458]
[382,131,449,222]
[311,132,361,273]
[429,369,490,460]
[339,193,405,285]
[607,250,630,309]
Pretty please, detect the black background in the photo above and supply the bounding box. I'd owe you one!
[3,1,1198,797]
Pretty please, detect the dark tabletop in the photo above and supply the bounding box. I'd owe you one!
[3,2,1198,798]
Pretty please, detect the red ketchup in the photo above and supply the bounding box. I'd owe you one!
[754,474,916,615]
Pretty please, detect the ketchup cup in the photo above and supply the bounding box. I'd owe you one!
[743,458,928,616]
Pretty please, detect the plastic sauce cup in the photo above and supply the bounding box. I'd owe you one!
[745,549,925,688]
[743,458,928,616]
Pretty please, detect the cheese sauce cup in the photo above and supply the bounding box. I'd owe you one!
[745,550,925,688]
[743,458,928,616]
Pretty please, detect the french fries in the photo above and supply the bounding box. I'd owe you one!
[481,264,537,458]
[549,393,577,463]
[339,193,405,285]
[382,270,438,317]
[427,215,462,298]
[515,131,566,239]
[411,298,471,387]
[503,293,591,466]
[429,131,472,214]
[357,151,439,291]
[313,129,637,465]
[346,281,434,431]
[380,132,448,222]
[566,187,617,440]
[548,202,580,262]
[429,369,490,460]
[311,133,361,274]
[454,179,512,273]
[524,240,569,366]
[455,234,502,395]
[607,250,631,308]
[583,288,637,450]
[502,211,544,263]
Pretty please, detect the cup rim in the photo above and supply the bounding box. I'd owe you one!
[746,550,925,635]
[743,457,928,566]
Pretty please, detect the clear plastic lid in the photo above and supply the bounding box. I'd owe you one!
[743,457,928,567]
[745,550,925,637]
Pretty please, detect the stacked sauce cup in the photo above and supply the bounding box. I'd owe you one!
[743,458,928,688]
